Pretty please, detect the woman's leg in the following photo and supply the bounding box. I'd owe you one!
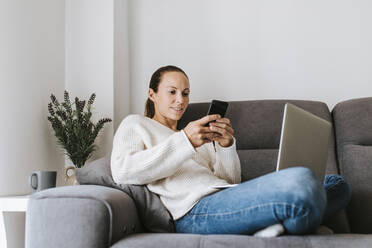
[322,174,351,221]
[176,167,327,235]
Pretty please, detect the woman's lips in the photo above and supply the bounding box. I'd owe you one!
[171,107,184,113]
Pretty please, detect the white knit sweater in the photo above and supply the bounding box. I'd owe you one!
[110,114,241,220]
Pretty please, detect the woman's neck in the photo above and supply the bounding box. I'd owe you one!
[152,114,178,131]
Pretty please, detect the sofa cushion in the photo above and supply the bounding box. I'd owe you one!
[75,156,175,233]
[333,97,372,233]
[111,233,372,248]
[339,145,372,233]
[237,149,278,181]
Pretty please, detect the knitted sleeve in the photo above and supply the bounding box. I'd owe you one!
[207,137,242,184]
[110,118,196,185]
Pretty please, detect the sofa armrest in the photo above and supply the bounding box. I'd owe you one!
[26,185,143,248]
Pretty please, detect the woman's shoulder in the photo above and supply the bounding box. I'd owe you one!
[118,114,153,129]
[115,114,165,141]
[122,114,147,122]
[119,114,146,126]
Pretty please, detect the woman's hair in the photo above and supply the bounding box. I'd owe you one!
[145,65,189,118]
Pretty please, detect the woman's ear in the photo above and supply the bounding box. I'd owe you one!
[148,88,156,102]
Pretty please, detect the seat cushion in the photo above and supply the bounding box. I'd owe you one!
[111,233,372,248]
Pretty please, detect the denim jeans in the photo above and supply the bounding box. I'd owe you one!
[175,167,351,235]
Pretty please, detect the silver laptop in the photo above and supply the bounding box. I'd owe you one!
[276,103,332,181]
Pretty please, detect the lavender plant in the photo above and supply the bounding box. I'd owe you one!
[47,91,112,168]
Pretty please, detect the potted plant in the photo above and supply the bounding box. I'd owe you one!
[47,90,112,184]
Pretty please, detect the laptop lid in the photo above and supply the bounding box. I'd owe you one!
[276,103,332,181]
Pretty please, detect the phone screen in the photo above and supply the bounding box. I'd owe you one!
[205,100,229,126]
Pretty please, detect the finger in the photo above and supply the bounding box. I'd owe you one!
[210,122,234,135]
[203,132,221,141]
[215,118,231,125]
[196,114,221,125]
[199,126,216,133]
[210,136,230,144]
[211,136,234,147]
[202,136,213,143]
[211,121,232,130]
[209,125,233,138]
[211,136,223,142]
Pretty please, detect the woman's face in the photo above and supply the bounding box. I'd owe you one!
[149,71,190,122]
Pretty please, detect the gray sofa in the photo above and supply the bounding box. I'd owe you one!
[26,98,372,248]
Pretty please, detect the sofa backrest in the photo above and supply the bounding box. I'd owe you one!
[178,100,339,178]
[332,97,372,234]
[178,99,350,233]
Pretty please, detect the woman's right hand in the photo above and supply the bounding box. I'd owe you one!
[183,114,221,148]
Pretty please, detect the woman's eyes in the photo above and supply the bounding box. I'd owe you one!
[169,91,189,96]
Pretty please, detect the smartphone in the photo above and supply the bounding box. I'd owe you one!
[204,100,229,127]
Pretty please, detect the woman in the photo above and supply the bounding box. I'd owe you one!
[111,65,351,237]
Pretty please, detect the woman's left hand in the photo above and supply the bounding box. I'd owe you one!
[209,118,234,147]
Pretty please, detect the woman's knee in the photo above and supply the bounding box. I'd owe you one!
[275,167,325,204]
[280,167,327,233]
[298,167,325,199]
[284,168,325,210]
[282,167,325,200]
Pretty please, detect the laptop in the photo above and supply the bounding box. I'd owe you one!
[276,103,332,181]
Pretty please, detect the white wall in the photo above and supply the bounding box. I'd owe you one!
[2,0,371,194]
[0,0,65,195]
[114,0,131,132]
[65,0,115,160]
[1,0,370,194]
[0,1,65,247]
[129,0,372,113]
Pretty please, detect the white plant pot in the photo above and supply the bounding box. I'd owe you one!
[64,166,80,186]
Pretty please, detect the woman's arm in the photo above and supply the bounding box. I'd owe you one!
[111,122,196,185]
[208,137,242,184]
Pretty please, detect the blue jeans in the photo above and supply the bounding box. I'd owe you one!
[175,167,351,235]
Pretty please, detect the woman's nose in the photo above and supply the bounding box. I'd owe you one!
[175,93,184,103]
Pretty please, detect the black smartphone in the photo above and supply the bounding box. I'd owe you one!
[204,100,229,127]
